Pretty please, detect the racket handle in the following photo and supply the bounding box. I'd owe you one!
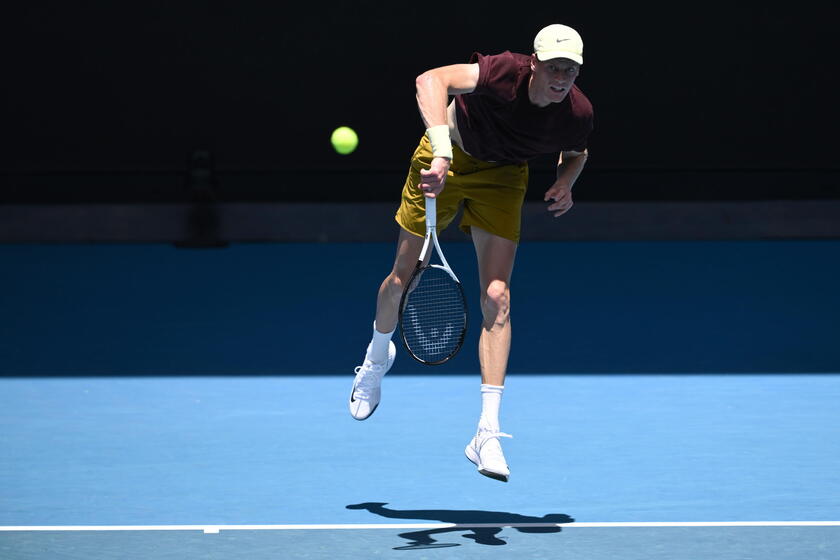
[425,196,437,229]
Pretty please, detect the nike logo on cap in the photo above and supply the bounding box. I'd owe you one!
[556,38,569,43]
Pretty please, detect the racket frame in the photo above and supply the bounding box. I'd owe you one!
[398,196,468,365]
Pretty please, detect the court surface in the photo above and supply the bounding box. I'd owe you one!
[2,241,839,558]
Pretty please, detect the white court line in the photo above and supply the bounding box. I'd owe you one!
[1,522,840,534]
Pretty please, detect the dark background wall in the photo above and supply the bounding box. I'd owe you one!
[2,2,837,202]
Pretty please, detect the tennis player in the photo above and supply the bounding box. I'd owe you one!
[349,24,594,482]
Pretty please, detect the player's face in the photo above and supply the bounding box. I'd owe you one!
[530,56,580,105]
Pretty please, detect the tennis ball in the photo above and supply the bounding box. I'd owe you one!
[331,126,358,155]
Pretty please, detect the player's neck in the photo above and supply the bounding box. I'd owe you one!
[527,76,551,108]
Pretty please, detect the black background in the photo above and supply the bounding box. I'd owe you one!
[3,2,837,202]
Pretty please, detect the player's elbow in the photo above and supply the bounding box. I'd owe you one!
[416,69,453,97]
[562,149,588,160]
[415,71,437,93]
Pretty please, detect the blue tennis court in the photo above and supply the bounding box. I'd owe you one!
[2,241,839,558]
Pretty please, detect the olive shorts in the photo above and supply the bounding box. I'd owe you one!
[395,135,529,243]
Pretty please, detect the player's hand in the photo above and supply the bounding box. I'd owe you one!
[419,157,450,198]
[544,181,574,217]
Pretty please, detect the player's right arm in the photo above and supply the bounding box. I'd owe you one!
[414,64,479,198]
[415,63,479,129]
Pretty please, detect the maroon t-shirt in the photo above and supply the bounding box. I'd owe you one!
[454,51,593,164]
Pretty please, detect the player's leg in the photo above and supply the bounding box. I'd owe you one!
[472,225,517,388]
[464,226,517,480]
[351,134,462,420]
[349,228,423,420]
[374,228,427,334]
[456,155,526,481]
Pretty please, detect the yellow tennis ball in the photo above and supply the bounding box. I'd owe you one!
[331,126,358,155]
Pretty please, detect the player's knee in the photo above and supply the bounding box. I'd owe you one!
[482,280,510,320]
[384,273,405,301]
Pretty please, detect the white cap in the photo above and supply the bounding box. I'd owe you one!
[534,24,584,65]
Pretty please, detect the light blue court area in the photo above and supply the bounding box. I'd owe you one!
[2,375,840,558]
[2,526,838,560]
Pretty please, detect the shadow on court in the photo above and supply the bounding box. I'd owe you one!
[346,502,573,549]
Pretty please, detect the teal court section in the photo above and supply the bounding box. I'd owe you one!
[1,240,838,375]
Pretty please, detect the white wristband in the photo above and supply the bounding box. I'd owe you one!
[426,125,453,160]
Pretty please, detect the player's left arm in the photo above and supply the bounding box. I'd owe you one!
[544,149,589,217]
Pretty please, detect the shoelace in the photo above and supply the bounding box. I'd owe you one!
[352,360,386,400]
[474,431,513,451]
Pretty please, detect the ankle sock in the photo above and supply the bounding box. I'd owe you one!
[369,321,395,363]
[479,384,504,432]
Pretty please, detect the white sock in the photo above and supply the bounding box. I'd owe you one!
[479,384,504,433]
[368,321,395,363]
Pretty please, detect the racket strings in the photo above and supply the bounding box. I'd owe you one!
[401,266,467,363]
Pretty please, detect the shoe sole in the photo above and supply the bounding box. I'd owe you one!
[351,402,378,421]
[478,468,509,483]
[349,383,379,421]
[464,446,509,483]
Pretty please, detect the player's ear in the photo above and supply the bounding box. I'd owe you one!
[530,54,537,71]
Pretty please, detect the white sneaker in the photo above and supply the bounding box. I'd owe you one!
[465,429,513,482]
[349,341,396,420]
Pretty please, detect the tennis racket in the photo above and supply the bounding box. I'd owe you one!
[398,196,468,365]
